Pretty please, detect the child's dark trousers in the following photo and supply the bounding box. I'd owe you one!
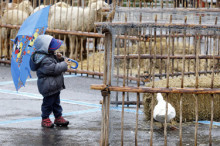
[41,91,63,119]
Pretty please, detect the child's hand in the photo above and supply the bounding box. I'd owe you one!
[65,58,71,66]
[67,68,72,72]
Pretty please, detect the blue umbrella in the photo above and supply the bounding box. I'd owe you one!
[11,6,51,91]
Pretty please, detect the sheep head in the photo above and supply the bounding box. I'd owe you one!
[18,0,34,15]
[1,2,18,15]
[89,1,109,11]
[32,5,48,14]
[7,3,18,9]
[88,0,105,6]
[50,2,71,17]
[90,1,109,22]
[54,2,71,8]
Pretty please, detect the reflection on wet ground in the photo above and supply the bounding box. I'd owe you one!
[0,65,220,145]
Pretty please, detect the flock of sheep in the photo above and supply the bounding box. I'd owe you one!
[0,0,110,60]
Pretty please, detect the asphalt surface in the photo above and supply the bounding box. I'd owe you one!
[0,64,220,145]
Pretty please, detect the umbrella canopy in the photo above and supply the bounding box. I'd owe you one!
[11,5,51,91]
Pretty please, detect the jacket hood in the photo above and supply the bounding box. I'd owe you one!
[34,35,53,54]
[30,53,47,71]
[30,35,53,71]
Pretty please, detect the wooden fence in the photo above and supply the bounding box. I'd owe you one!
[0,1,220,145]
[91,7,220,145]
[0,0,219,79]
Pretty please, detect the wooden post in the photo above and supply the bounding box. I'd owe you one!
[164,15,172,146]
[100,31,112,146]
[180,16,187,146]
[135,25,141,146]
[149,26,153,84]
[121,27,127,146]
[150,92,154,146]
[0,1,3,59]
[150,15,157,146]
[116,35,120,107]
[126,21,130,108]
[209,17,217,146]
[159,27,163,79]
[194,16,202,146]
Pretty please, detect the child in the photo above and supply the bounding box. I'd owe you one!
[30,35,70,128]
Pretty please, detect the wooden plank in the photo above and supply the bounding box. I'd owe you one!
[91,84,220,94]
[95,22,220,30]
[114,54,220,59]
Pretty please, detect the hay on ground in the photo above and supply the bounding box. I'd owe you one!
[143,74,220,122]
[76,38,218,78]
[116,39,195,74]
[77,52,105,72]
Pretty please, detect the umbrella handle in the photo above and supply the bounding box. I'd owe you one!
[67,58,78,69]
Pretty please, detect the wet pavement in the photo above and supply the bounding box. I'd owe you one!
[0,64,220,145]
[0,64,102,145]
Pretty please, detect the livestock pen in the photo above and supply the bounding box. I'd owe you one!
[0,0,220,145]
[0,0,219,80]
[91,5,220,146]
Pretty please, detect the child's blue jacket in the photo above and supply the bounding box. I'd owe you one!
[29,35,67,97]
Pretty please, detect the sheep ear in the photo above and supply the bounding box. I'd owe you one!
[96,8,102,16]
[94,3,102,11]
[96,6,102,11]
[96,1,106,10]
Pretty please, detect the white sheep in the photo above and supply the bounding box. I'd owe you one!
[31,2,73,57]
[49,6,83,58]
[49,0,109,59]
[1,10,29,58]
[0,2,18,15]
[33,1,70,16]
[1,0,33,58]
[33,5,48,14]
[83,0,109,32]
[1,0,33,24]
[17,0,33,15]
[88,0,106,6]
[53,1,71,8]
[77,0,109,59]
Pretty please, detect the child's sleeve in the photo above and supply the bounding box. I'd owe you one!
[40,58,67,76]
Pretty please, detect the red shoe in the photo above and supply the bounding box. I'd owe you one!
[54,116,69,126]
[41,118,54,128]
